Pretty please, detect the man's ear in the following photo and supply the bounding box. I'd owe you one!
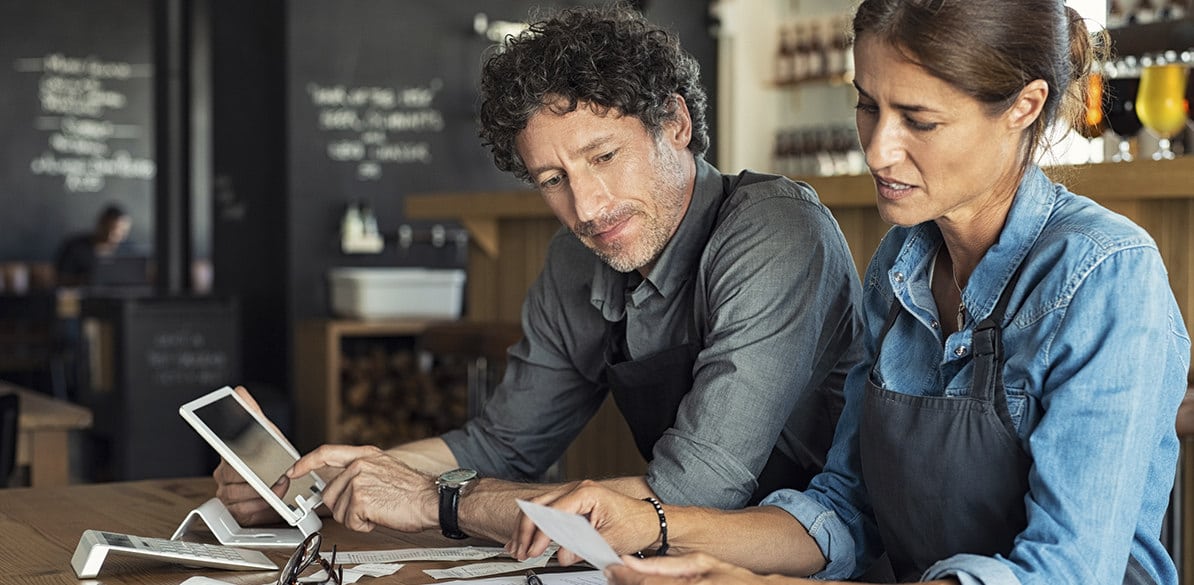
[1006,79,1049,131]
[664,94,692,149]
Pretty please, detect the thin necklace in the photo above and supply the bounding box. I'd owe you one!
[950,259,966,331]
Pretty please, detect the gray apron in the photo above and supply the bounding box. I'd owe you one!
[860,265,1153,583]
[602,173,819,505]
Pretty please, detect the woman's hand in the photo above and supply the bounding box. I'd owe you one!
[510,480,660,565]
[607,553,778,585]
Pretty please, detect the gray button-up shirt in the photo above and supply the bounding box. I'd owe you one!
[442,158,864,509]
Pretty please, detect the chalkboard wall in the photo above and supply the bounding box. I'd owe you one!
[0,0,155,262]
[284,0,718,320]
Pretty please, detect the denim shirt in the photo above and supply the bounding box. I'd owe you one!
[763,166,1190,585]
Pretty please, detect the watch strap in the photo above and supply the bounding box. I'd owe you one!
[438,485,468,539]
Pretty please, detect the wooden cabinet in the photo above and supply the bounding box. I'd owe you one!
[292,318,529,458]
[293,318,434,452]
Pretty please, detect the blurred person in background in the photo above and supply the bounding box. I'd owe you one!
[54,203,133,287]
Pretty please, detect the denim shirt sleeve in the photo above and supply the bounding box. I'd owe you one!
[994,245,1187,585]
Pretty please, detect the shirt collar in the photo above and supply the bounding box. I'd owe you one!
[891,165,1056,323]
[590,156,720,319]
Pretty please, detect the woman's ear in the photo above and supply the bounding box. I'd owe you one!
[1007,79,1049,130]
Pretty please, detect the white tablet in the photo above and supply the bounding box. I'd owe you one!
[180,386,325,530]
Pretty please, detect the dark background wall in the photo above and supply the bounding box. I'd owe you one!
[212,0,718,398]
[1,0,718,410]
[0,0,156,262]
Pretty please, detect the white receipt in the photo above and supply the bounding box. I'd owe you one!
[438,569,607,585]
[298,563,401,584]
[322,546,507,565]
[515,500,622,570]
[423,544,557,579]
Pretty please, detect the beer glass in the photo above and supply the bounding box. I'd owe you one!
[1136,62,1189,160]
[1104,59,1143,162]
[1078,69,1107,139]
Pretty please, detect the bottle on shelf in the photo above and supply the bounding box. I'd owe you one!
[825,17,848,79]
[1129,0,1158,25]
[775,24,796,85]
[791,22,810,83]
[805,20,827,81]
[1108,0,1127,28]
[1159,0,1186,21]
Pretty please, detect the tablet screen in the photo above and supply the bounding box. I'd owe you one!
[192,396,320,512]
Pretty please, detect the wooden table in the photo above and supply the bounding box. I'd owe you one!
[0,477,498,584]
[0,381,92,486]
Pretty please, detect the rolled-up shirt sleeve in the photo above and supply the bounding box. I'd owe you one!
[442,234,609,480]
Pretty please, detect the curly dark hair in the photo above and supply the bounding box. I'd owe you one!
[478,3,710,183]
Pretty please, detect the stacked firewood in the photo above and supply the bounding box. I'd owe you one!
[338,344,469,447]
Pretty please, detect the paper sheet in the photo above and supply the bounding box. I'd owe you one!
[423,544,557,579]
[515,500,622,570]
[321,546,507,565]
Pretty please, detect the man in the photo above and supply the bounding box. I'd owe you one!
[215,4,862,546]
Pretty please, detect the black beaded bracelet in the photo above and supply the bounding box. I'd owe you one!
[642,496,669,556]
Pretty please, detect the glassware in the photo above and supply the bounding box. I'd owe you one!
[1078,68,1108,140]
[1104,59,1143,162]
[1136,61,1189,160]
[1184,51,1194,126]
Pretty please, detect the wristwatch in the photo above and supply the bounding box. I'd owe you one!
[436,468,478,539]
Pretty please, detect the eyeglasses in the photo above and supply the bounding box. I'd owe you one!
[278,532,342,585]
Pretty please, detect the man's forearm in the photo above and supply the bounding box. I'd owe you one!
[386,437,459,475]
[597,475,655,499]
[457,478,567,542]
[458,475,654,544]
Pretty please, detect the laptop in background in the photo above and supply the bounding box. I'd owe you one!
[90,256,151,287]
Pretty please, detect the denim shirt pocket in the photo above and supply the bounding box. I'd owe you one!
[1003,382,1041,440]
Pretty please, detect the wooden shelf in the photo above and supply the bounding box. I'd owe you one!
[406,190,548,219]
[1109,16,1194,58]
[795,157,1194,208]
[293,318,441,451]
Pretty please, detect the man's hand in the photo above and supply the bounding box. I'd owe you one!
[213,458,287,526]
[607,553,773,585]
[288,444,438,533]
[510,480,660,565]
[211,386,301,526]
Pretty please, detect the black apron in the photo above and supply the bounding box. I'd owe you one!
[602,173,819,505]
[860,266,1153,583]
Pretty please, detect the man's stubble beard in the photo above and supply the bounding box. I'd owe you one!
[575,142,688,274]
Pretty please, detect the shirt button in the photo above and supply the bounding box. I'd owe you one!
[954,345,968,357]
[930,319,939,329]
[893,272,906,283]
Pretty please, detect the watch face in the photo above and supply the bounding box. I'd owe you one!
[440,468,477,486]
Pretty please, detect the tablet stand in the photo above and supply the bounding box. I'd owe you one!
[171,498,321,548]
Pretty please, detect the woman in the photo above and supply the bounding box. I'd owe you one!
[54,204,133,286]
[511,0,1189,583]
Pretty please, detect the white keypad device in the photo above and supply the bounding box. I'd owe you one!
[71,529,278,578]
